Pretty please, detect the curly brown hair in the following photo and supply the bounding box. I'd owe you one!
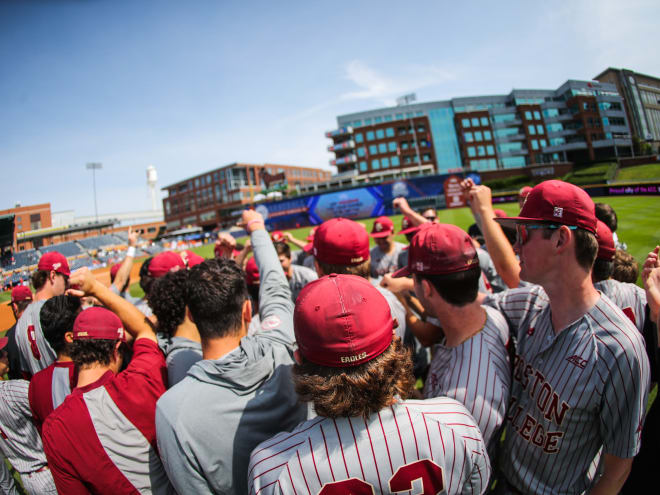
[293,337,415,419]
[612,249,639,284]
[316,259,371,280]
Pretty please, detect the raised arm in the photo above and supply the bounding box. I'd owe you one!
[392,197,429,227]
[461,179,520,288]
[642,246,660,327]
[69,267,156,342]
[112,227,138,293]
[283,231,308,250]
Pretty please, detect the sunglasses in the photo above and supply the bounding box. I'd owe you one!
[515,224,578,245]
[423,215,437,221]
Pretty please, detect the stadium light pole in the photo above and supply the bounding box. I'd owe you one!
[86,162,103,222]
[396,93,423,177]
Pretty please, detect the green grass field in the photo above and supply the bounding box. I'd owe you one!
[615,163,660,182]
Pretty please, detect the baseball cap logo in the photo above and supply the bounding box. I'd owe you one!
[375,222,383,232]
[117,328,124,340]
[340,351,367,363]
[553,207,563,218]
[53,262,61,270]
[414,261,427,271]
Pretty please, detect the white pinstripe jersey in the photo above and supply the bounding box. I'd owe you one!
[485,285,650,495]
[248,398,490,495]
[0,380,48,474]
[423,305,511,448]
[594,279,647,333]
[14,301,56,377]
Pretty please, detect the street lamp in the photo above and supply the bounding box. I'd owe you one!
[86,162,103,222]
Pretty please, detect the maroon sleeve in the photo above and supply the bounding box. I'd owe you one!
[42,412,90,495]
[28,367,53,436]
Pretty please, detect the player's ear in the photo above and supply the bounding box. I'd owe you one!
[555,226,572,253]
[64,331,74,344]
[422,278,434,298]
[242,298,252,324]
[293,349,303,365]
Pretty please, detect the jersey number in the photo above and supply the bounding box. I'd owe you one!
[27,325,41,360]
[319,460,444,495]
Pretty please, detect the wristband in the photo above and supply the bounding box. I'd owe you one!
[246,219,264,229]
[126,246,136,257]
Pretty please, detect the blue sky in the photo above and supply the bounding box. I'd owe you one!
[2,0,658,216]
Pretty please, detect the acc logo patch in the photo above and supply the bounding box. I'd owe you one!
[374,222,383,232]
[261,315,281,331]
[553,207,563,218]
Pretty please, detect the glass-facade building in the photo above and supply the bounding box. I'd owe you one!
[327,79,633,178]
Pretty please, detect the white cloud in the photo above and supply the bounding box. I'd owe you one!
[340,59,457,106]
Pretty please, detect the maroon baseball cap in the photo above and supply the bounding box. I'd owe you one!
[393,223,478,278]
[294,274,394,367]
[496,180,597,234]
[148,251,185,278]
[10,285,33,304]
[110,263,121,281]
[519,185,533,198]
[313,218,370,266]
[494,209,508,218]
[370,216,394,238]
[398,216,420,236]
[73,307,126,342]
[245,257,260,285]
[38,252,70,277]
[271,231,285,243]
[596,220,616,261]
[183,250,205,268]
[306,227,317,242]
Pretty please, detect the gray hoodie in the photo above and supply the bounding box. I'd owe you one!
[155,229,308,494]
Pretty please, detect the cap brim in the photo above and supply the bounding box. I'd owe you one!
[397,227,420,236]
[370,231,393,238]
[391,266,411,278]
[303,243,314,253]
[493,215,541,229]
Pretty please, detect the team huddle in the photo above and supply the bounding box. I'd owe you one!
[0,178,658,495]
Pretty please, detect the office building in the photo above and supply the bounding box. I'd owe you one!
[594,68,660,151]
[162,162,331,231]
[327,79,633,178]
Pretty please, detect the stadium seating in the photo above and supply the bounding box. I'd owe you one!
[39,242,83,257]
[10,249,40,269]
[78,234,124,250]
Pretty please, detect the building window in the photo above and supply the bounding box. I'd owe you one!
[462,118,470,128]
[471,117,479,127]
[369,145,378,154]
[422,153,431,161]
[371,159,380,170]
[531,139,539,150]
[533,111,541,120]
[378,143,387,153]
[355,133,364,143]
[401,142,409,150]
[374,117,382,123]
[357,147,366,157]
[528,124,536,135]
[384,115,392,122]
[540,139,547,147]
[359,161,368,172]
[366,131,375,141]
[483,130,492,140]
[385,127,394,137]
[417,125,426,132]
[493,113,515,123]
[477,145,486,156]
[395,113,403,119]
[467,147,476,157]
[381,157,390,168]
[464,132,473,142]
[376,129,385,139]
[365,119,372,125]
[486,145,494,155]
[480,117,489,126]
[474,131,483,141]
[388,142,397,152]
[391,156,400,166]
[536,125,544,135]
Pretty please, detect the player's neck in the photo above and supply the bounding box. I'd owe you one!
[174,316,201,343]
[76,364,113,388]
[202,330,245,361]
[56,352,72,363]
[544,270,600,333]
[438,303,486,348]
[34,286,53,301]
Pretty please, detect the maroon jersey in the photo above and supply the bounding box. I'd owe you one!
[28,361,76,434]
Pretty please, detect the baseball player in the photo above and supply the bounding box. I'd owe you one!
[592,220,648,333]
[149,269,202,387]
[369,216,406,278]
[109,226,139,298]
[248,274,490,494]
[392,222,511,451]
[275,241,318,301]
[0,338,57,494]
[28,295,81,433]
[156,209,308,495]
[15,252,70,377]
[474,180,650,494]
[42,267,171,494]
[3,285,33,380]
